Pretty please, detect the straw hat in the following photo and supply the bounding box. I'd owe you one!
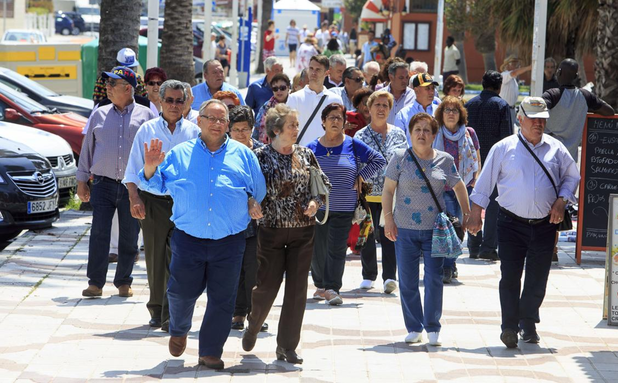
[500,55,521,72]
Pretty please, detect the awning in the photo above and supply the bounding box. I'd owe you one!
[360,0,388,22]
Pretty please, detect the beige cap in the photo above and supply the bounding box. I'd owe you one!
[519,97,550,119]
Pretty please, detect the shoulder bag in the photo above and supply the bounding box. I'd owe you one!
[308,148,330,225]
[517,135,573,231]
[406,149,464,259]
[297,95,327,144]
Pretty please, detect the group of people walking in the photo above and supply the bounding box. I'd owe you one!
[76,45,613,370]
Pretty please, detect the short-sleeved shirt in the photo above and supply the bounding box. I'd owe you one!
[286,26,300,45]
[499,70,519,106]
[264,30,275,51]
[438,127,480,189]
[443,45,461,72]
[385,149,461,230]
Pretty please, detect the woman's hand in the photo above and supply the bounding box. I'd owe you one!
[248,197,263,220]
[304,199,318,217]
[384,215,398,242]
[352,175,364,191]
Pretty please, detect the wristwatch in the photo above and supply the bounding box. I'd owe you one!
[559,196,567,203]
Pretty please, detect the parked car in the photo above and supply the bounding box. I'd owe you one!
[0,122,77,206]
[0,82,86,159]
[0,67,93,118]
[0,137,59,242]
[0,29,47,44]
[139,26,204,58]
[75,4,100,32]
[55,13,74,35]
[57,11,86,35]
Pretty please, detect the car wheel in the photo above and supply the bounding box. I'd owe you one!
[72,27,81,35]
[61,28,71,36]
[0,230,22,242]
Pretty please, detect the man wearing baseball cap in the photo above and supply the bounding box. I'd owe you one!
[467,97,580,349]
[93,47,148,105]
[394,72,441,145]
[77,65,157,299]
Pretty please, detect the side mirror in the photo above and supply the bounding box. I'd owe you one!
[4,108,21,121]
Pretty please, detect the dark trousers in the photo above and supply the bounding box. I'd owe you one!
[496,209,556,332]
[87,176,140,288]
[168,229,245,358]
[443,70,459,80]
[311,210,354,293]
[139,190,174,324]
[234,235,258,317]
[360,202,397,282]
[248,226,314,351]
[468,187,499,253]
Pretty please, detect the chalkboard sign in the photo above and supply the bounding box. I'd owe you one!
[576,114,618,263]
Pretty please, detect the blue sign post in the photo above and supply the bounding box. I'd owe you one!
[237,7,252,88]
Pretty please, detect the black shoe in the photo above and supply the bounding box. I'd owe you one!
[442,268,453,284]
[520,329,540,343]
[452,263,458,279]
[276,346,303,364]
[149,318,162,328]
[231,321,244,330]
[469,249,479,259]
[260,322,269,332]
[479,250,499,261]
[500,329,518,348]
[161,320,169,333]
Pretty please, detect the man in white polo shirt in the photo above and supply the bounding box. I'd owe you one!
[287,55,342,146]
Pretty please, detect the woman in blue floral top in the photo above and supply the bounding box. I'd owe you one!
[353,90,408,293]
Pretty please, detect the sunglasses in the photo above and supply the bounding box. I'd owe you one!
[163,97,185,105]
[347,77,363,83]
[148,81,163,86]
[272,85,288,92]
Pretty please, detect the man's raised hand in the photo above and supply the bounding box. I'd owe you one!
[144,139,165,168]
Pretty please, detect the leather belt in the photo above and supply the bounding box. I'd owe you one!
[101,176,123,183]
[499,207,549,225]
[139,190,173,201]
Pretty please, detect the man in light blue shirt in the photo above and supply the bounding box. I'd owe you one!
[191,60,245,110]
[123,80,200,332]
[359,30,378,67]
[385,61,415,125]
[394,73,441,145]
[139,99,266,370]
[468,97,580,349]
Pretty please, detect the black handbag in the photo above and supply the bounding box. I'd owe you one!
[517,135,573,231]
[406,149,465,241]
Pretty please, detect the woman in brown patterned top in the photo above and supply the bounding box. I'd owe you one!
[242,103,330,364]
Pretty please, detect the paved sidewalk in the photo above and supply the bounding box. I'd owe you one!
[0,209,617,382]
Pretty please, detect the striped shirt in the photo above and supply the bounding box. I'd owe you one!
[306,136,386,212]
[286,26,300,45]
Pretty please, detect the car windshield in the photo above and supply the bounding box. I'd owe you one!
[76,7,100,16]
[0,71,57,97]
[0,83,50,113]
[3,31,46,43]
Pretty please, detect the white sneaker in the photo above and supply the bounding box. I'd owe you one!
[427,332,442,346]
[359,279,374,289]
[405,331,422,343]
[383,279,397,294]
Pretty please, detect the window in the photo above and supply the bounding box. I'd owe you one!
[403,22,430,51]
[0,0,14,18]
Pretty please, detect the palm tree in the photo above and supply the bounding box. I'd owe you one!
[97,0,141,74]
[160,0,195,84]
[255,0,274,74]
[595,0,618,108]
[445,0,468,82]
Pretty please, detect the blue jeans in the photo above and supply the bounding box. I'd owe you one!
[394,228,444,333]
[87,176,140,288]
[443,186,473,270]
[168,229,245,358]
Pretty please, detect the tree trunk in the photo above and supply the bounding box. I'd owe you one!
[97,0,141,75]
[455,41,468,84]
[595,0,618,108]
[576,49,587,87]
[160,0,195,84]
[255,0,273,74]
[475,29,497,72]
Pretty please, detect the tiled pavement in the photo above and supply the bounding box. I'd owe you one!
[1,209,617,382]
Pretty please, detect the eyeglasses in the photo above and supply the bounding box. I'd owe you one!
[231,127,252,134]
[163,98,185,105]
[106,79,119,87]
[200,115,229,125]
[444,108,460,115]
[148,81,163,86]
[326,115,343,122]
[272,85,288,92]
[347,77,363,83]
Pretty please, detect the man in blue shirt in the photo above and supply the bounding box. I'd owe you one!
[123,80,200,332]
[191,60,245,110]
[468,97,579,349]
[394,73,441,145]
[465,71,514,261]
[358,30,378,67]
[245,56,283,115]
[139,99,266,369]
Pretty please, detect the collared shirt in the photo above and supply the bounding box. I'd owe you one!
[138,137,266,240]
[324,76,343,89]
[123,116,200,195]
[77,102,156,182]
[465,90,514,162]
[470,133,580,219]
[386,84,416,125]
[499,70,519,106]
[286,85,343,146]
[191,81,245,110]
[443,45,461,72]
[245,77,273,116]
[330,86,355,111]
[185,108,199,124]
[394,98,441,146]
[361,41,378,66]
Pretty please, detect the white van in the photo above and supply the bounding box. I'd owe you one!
[0,122,77,206]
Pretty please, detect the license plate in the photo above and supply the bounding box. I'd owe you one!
[58,176,77,189]
[27,199,57,214]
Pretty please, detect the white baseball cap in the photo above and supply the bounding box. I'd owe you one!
[116,48,138,68]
